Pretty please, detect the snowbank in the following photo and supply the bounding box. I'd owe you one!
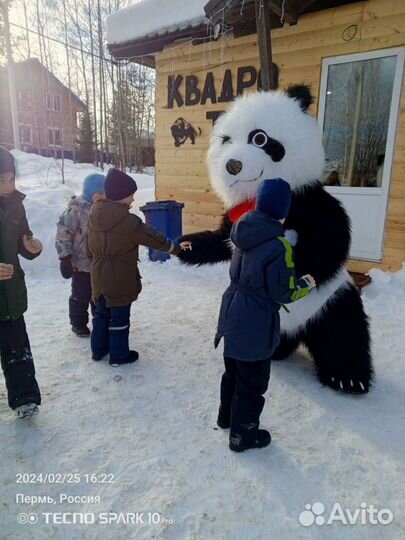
[12,151,155,277]
[107,0,207,45]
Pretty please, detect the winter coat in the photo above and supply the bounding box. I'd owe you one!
[86,199,181,308]
[215,211,311,361]
[55,195,92,272]
[0,191,41,321]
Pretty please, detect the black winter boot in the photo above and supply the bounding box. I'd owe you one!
[72,326,90,337]
[217,407,230,429]
[109,350,139,367]
[229,429,271,452]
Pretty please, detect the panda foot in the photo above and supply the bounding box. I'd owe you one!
[323,375,370,394]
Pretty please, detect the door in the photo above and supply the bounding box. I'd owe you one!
[318,47,405,261]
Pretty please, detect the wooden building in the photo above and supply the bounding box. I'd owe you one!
[108,0,405,272]
[0,58,87,160]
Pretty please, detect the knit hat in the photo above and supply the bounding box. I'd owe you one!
[255,178,291,220]
[82,173,106,202]
[104,168,137,201]
[0,147,16,175]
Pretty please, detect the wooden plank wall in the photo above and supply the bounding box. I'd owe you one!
[155,0,405,272]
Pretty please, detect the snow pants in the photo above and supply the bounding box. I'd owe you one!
[219,356,271,443]
[69,271,94,328]
[91,296,132,361]
[0,316,41,410]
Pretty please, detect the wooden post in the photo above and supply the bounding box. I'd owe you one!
[255,0,277,91]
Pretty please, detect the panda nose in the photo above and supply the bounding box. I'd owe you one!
[226,159,243,176]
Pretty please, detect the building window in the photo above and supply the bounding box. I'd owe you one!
[46,92,61,112]
[46,92,53,111]
[17,89,33,109]
[48,127,62,147]
[19,124,32,145]
[53,95,61,112]
[319,51,398,188]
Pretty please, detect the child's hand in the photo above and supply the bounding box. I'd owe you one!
[180,241,192,251]
[23,234,42,254]
[301,274,316,289]
[0,263,13,281]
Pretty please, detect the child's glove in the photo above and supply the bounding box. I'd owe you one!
[60,256,73,279]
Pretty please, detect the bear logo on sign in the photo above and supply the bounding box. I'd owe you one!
[170,118,201,147]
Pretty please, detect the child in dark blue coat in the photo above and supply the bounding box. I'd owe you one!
[215,179,316,452]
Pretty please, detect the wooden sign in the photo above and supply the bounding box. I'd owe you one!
[167,66,262,125]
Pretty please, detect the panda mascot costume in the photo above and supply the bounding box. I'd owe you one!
[178,84,373,394]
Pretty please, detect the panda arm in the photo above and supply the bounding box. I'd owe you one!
[285,185,351,284]
[177,213,233,265]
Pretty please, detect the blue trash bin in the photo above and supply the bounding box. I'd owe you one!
[140,200,184,262]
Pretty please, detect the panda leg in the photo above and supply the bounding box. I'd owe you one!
[272,332,302,360]
[302,284,373,394]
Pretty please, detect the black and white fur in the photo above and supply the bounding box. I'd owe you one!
[178,85,373,394]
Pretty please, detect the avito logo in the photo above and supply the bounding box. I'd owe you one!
[298,502,393,527]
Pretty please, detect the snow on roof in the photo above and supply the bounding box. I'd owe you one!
[106,0,208,46]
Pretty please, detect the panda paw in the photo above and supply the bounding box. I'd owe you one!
[324,376,369,394]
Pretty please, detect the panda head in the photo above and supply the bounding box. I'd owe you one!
[207,85,325,208]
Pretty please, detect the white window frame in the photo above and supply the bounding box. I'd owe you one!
[53,94,61,112]
[54,127,62,147]
[48,127,63,147]
[46,92,53,111]
[318,47,405,261]
[19,123,33,145]
[318,47,405,198]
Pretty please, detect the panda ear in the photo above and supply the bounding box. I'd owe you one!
[286,84,313,112]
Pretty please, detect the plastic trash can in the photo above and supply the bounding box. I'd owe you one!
[140,200,184,262]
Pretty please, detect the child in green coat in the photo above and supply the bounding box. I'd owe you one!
[0,147,43,418]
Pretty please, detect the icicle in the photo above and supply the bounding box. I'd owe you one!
[220,8,226,76]
[240,0,245,16]
[281,0,287,24]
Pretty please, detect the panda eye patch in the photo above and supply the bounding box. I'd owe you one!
[251,131,268,148]
[248,129,285,162]
[220,135,231,144]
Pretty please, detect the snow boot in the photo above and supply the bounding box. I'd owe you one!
[217,407,230,429]
[16,403,39,419]
[109,350,139,367]
[229,429,271,453]
[72,326,90,338]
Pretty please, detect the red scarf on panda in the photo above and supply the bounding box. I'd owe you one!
[228,199,256,223]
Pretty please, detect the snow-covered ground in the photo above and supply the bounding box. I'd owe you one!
[1,152,404,539]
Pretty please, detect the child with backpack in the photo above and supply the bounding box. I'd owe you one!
[215,178,316,452]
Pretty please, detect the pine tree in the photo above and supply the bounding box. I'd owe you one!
[76,109,94,164]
